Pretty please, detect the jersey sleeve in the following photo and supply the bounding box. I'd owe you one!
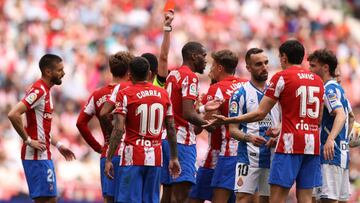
[265,72,284,100]
[229,88,244,117]
[83,95,96,116]
[108,84,120,105]
[182,73,199,101]
[113,91,127,115]
[21,87,45,110]
[324,85,343,113]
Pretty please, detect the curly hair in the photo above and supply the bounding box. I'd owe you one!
[307,49,338,77]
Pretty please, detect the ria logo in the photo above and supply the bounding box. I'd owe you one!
[296,120,309,130]
[136,138,153,146]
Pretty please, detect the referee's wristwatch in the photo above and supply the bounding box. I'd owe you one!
[163,25,172,32]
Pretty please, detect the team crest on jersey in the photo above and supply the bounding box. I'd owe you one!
[25,93,37,104]
[230,101,238,114]
[192,78,197,83]
[189,83,197,96]
[207,95,213,101]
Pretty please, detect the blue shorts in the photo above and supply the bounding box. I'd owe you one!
[189,167,214,201]
[171,144,196,184]
[211,156,237,191]
[161,139,171,185]
[100,156,120,197]
[115,166,161,203]
[269,153,322,189]
[22,160,57,199]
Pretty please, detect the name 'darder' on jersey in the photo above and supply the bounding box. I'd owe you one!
[136,90,162,99]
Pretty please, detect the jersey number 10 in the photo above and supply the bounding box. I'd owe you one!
[136,103,164,136]
[296,86,320,118]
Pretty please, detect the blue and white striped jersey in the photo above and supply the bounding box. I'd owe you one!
[321,80,350,169]
[229,81,280,168]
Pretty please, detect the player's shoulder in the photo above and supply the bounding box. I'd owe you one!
[179,66,197,77]
[231,83,247,100]
[92,84,114,97]
[30,80,48,93]
[151,84,169,96]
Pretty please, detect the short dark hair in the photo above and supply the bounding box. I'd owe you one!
[141,53,158,74]
[245,48,264,65]
[39,54,62,73]
[279,40,305,65]
[129,57,149,81]
[307,49,338,77]
[109,51,134,77]
[181,41,204,61]
[211,49,238,74]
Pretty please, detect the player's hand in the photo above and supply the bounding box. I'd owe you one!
[169,158,181,179]
[105,159,114,179]
[247,134,267,147]
[28,140,46,152]
[58,146,76,161]
[164,11,174,26]
[195,94,205,112]
[265,137,277,148]
[324,138,335,160]
[204,99,224,112]
[202,114,227,128]
[265,127,280,138]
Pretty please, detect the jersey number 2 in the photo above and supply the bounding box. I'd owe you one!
[296,86,320,118]
[136,103,164,136]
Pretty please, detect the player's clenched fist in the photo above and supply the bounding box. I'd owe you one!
[105,159,114,179]
[169,158,181,179]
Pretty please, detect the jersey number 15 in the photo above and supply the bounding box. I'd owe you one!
[296,86,320,118]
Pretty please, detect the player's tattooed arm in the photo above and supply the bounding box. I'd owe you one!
[99,114,113,144]
[107,114,125,161]
[165,116,181,178]
[165,116,178,159]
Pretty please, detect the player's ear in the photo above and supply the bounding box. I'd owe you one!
[280,53,287,64]
[191,53,197,62]
[43,68,52,77]
[245,64,251,72]
[218,64,224,72]
[323,64,330,74]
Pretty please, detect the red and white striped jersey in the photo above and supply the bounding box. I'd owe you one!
[78,82,130,158]
[265,66,324,155]
[165,66,199,145]
[114,82,173,166]
[21,79,53,160]
[201,76,247,169]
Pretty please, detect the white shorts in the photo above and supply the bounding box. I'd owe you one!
[234,163,270,196]
[315,164,350,201]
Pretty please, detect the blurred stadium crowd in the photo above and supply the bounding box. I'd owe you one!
[1,0,360,202]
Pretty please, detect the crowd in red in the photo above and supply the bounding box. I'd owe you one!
[1,0,360,202]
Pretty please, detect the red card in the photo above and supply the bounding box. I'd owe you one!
[164,0,175,12]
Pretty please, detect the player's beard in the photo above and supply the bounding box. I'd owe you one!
[194,61,206,74]
[253,72,268,82]
[51,76,62,85]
